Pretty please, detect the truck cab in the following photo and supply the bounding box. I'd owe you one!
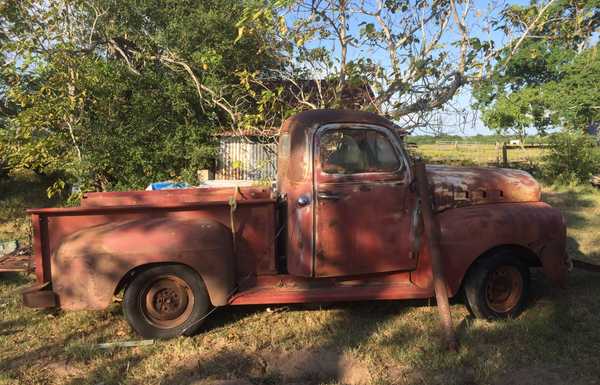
[278,110,417,277]
[22,109,570,338]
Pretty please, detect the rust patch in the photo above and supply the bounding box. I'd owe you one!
[427,165,541,210]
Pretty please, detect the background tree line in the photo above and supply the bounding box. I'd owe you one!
[1,0,598,196]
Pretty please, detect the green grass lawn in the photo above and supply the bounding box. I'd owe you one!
[1,171,600,384]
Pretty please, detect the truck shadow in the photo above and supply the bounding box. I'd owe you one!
[159,301,417,385]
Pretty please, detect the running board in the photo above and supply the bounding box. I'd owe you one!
[228,282,433,305]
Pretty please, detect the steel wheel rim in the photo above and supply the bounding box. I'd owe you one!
[485,265,523,314]
[140,275,194,329]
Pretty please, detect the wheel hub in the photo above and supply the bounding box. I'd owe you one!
[485,265,523,313]
[141,275,194,328]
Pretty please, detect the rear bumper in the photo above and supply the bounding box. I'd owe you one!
[22,282,58,308]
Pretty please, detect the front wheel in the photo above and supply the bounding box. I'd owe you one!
[464,250,530,319]
[123,264,211,339]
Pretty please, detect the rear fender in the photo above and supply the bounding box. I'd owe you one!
[50,217,234,310]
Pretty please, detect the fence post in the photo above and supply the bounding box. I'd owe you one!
[502,143,508,168]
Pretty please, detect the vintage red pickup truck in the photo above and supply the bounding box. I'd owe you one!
[22,109,569,338]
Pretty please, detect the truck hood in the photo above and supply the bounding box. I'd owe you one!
[425,165,541,211]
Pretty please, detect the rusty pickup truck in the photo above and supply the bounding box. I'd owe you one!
[22,109,569,338]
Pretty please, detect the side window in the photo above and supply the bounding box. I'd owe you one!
[319,129,400,174]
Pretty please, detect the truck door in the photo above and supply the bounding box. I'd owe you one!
[313,124,417,277]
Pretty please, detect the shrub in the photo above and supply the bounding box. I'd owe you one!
[543,131,600,184]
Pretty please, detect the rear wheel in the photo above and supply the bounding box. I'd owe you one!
[464,250,530,319]
[123,264,210,338]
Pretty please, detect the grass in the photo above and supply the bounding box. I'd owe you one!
[1,158,600,385]
[413,143,547,168]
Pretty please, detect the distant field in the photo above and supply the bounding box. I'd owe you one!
[413,143,548,167]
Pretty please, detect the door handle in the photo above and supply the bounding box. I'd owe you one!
[317,191,342,200]
[297,195,311,207]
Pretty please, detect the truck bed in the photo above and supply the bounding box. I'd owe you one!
[80,185,273,207]
[27,186,278,287]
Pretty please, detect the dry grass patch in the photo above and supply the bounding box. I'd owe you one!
[414,143,547,167]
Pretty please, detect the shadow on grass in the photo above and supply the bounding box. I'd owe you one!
[0,271,31,286]
[152,268,600,385]
[3,276,600,385]
[160,301,413,385]
[542,189,595,231]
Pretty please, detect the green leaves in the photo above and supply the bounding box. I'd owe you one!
[543,131,600,184]
[474,0,600,138]
[477,45,599,136]
[1,0,276,195]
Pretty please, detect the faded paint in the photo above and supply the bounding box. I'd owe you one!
[25,186,277,310]
[50,217,234,309]
[427,165,541,211]
[22,109,569,320]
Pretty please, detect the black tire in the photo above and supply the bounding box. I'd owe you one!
[123,264,211,339]
[464,249,530,319]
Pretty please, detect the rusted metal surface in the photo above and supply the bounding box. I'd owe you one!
[228,272,430,305]
[485,265,523,313]
[427,165,541,211]
[278,111,412,277]
[216,137,277,180]
[49,217,236,310]
[22,282,57,308]
[409,201,570,294]
[312,123,417,277]
[278,110,406,274]
[0,253,31,273]
[22,109,570,328]
[26,187,276,310]
[142,275,194,329]
[31,213,46,282]
[80,186,273,207]
[415,160,458,351]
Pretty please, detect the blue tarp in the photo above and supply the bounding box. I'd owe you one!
[145,181,191,191]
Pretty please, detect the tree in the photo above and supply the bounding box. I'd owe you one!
[473,0,600,138]
[234,0,559,133]
[0,0,278,192]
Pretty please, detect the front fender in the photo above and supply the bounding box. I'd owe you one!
[411,202,568,295]
[50,217,234,310]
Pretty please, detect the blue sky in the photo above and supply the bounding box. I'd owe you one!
[287,0,536,136]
